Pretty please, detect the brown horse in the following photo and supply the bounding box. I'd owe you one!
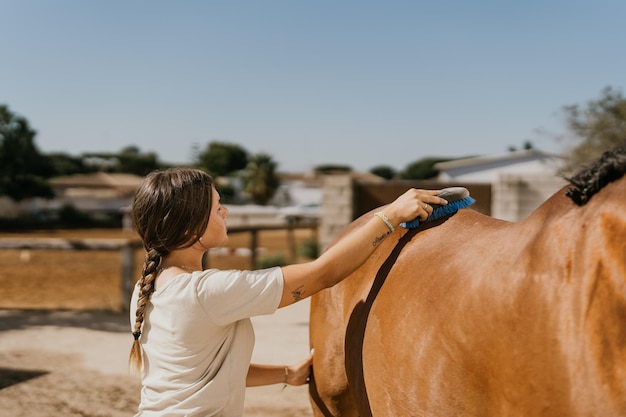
[309,147,626,417]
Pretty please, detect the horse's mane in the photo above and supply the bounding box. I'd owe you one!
[565,146,626,206]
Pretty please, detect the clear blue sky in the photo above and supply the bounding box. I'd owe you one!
[2,1,625,172]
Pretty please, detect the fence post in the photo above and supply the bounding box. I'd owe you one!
[287,222,296,262]
[250,229,258,269]
[120,241,135,312]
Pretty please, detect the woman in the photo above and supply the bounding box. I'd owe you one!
[129,167,446,416]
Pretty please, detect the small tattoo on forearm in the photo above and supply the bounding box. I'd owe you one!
[291,285,306,301]
[372,232,389,247]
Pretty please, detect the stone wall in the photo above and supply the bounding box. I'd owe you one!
[320,174,354,251]
[492,174,567,222]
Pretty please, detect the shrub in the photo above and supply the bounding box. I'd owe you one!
[298,238,319,259]
[58,204,95,228]
[255,252,287,269]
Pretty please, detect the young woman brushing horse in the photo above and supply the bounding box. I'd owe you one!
[309,146,626,417]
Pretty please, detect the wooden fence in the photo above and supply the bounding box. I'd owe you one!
[0,220,318,311]
[0,237,142,312]
[224,220,318,267]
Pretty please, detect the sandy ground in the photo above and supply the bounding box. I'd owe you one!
[0,299,314,417]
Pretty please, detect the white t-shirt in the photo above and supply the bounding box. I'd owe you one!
[129,267,284,417]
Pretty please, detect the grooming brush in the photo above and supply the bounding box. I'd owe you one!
[401,187,475,229]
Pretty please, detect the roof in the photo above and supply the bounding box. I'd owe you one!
[279,170,385,185]
[49,173,144,199]
[433,149,565,183]
[434,149,559,170]
[50,172,144,189]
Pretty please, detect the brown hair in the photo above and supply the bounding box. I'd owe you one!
[128,168,214,373]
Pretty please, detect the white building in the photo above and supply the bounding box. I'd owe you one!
[435,149,563,183]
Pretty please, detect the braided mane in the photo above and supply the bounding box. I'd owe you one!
[566,146,626,206]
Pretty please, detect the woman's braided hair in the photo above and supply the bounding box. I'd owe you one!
[128,168,214,373]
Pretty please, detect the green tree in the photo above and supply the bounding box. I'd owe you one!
[81,146,163,176]
[197,141,249,177]
[400,157,451,180]
[315,164,352,174]
[370,165,396,180]
[0,105,54,201]
[508,141,534,152]
[561,86,626,172]
[115,146,161,176]
[244,153,280,205]
[47,152,93,176]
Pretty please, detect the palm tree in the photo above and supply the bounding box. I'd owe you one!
[244,153,280,205]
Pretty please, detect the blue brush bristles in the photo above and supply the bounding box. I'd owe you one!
[400,187,475,229]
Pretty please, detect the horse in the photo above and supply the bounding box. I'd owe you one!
[308,146,626,417]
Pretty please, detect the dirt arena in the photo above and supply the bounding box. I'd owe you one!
[0,229,316,416]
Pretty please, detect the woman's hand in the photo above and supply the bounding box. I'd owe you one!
[285,350,313,386]
[384,188,448,226]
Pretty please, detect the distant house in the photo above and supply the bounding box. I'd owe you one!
[435,149,567,222]
[272,171,325,207]
[51,172,143,199]
[48,172,144,217]
[224,171,325,227]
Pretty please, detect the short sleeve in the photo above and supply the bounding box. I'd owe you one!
[195,267,284,325]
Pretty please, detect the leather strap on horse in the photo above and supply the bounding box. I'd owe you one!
[344,227,422,417]
[308,368,336,417]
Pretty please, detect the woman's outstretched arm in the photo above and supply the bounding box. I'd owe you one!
[279,188,446,307]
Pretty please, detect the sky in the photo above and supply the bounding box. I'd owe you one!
[1,1,625,173]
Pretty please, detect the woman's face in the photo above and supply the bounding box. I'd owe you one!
[199,186,229,248]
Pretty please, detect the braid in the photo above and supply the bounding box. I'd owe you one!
[129,248,163,373]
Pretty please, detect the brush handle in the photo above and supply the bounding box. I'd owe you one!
[435,187,470,205]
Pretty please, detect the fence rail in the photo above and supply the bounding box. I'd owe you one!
[225,220,318,267]
[0,220,318,311]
